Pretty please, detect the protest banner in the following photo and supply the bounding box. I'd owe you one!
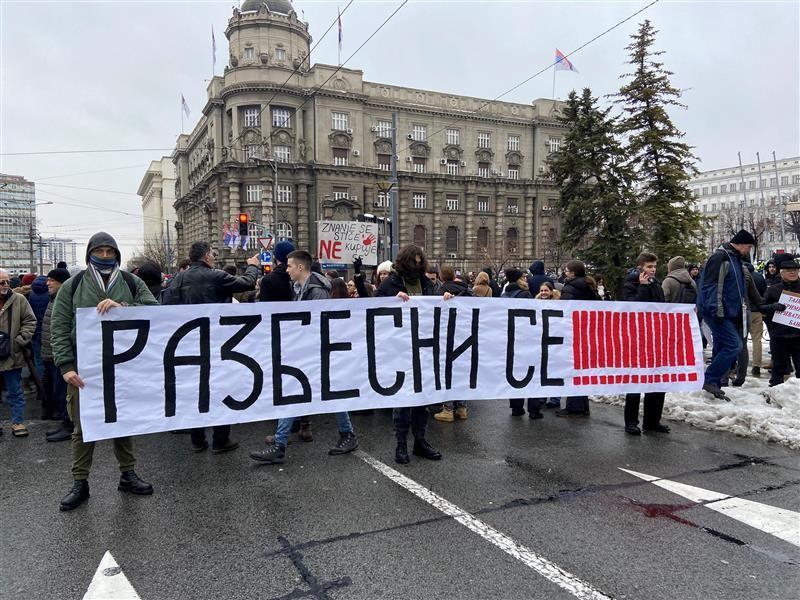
[772,291,800,330]
[317,220,379,266]
[75,298,704,442]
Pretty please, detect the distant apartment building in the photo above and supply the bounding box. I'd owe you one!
[138,157,178,243]
[0,173,36,275]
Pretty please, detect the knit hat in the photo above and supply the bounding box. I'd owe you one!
[377,260,393,275]
[46,268,71,284]
[21,274,37,286]
[274,240,295,264]
[56,261,68,269]
[505,268,524,283]
[667,256,685,272]
[730,229,756,245]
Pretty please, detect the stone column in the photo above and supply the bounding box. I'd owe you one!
[261,171,274,236]
[231,109,241,162]
[297,182,310,249]
[465,187,476,266]
[524,193,535,261]
[494,189,506,258]
[432,187,444,260]
[229,179,241,224]
[398,188,411,247]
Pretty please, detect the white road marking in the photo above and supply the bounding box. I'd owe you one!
[357,450,613,600]
[84,551,141,600]
[619,468,800,548]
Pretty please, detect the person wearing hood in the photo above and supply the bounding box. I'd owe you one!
[136,262,164,304]
[27,274,50,411]
[41,268,73,442]
[0,268,38,437]
[526,261,553,297]
[472,271,493,297]
[482,267,502,297]
[764,259,781,287]
[697,230,755,399]
[760,256,800,386]
[662,256,697,304]
[50,232,159,511]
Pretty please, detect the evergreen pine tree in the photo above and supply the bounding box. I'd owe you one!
[549,88,642,294]
[613,19,704,264]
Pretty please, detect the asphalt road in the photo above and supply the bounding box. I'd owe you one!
[1,395,798,600]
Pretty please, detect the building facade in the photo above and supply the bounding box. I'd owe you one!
[690,156,800,262]
[41,237,79,270]
[0,173,37,275]
[171,0,566,273]
[138,157,178,246]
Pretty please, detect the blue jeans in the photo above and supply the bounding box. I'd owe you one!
[704,317,743,387]
[274,412,353,448]
[1,368,25,424]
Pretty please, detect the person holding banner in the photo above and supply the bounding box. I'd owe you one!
[375,245,443,464]
[760,256,800,387]
[50,232,159,511]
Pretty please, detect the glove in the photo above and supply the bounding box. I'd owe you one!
[771,303,787,312]
[353,256,362,274]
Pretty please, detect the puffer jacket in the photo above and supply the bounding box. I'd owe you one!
[0,290,37,372]
[560,276,599,301]
[623,270,665,303]
[28,276,50,341]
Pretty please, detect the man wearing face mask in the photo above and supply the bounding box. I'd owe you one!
[50,232,159,511]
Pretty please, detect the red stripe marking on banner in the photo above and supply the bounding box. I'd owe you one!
[667,313,676,366]
[683,313,696,366]
[605,311,614,368]
[582,376,590,385]
[638,312,648,368]
[591,376,599,385]
[652,312,662,367]
[599,375,606,385]
[612,312,621,368]
[599,311,608,367]
[654,374,661,383]
[672,313,680,367]
[572,311,581,369]
[671,373,678,382]
[616,375,624,384]
[573,377,581,385]
[658,313,667,366]
[688,372,698,382]
[632,375,639,384]
[581,311,590,370]
[589,312,598,369]
[623,375,630,384]
[678,373,686,382]
[675,311,685,366]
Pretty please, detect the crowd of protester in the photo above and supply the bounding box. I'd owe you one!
[1,227,798,512]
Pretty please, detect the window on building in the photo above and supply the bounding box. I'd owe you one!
[244,144,260,160]
[769,177,777,187]
[507,167,519,180]
[245,184,261,203]
[446,128,460,146]
[506,198,519,214]
[275,48,287,61]
[333,148,348,166]
[750,198,755,206]
[711,186,718,194]
[507,135,520,151]
[702,187,708,195]
[445,226,459,254]
[477,132,491,148]
[277,185,292,203]
[377,154,391,171]
[711,203,717,211]
[730,182,737,192]
[412,193,427,209]
[332,112,349,131]
[375,192,389,208]
[781,175,789,185]
[272,108,291,128]
[274,145,291,162]
[477,227,490,252]
[375,120,392,137]
[412,124,427,141]
[413,157,426,173]
[413,225,426,249]
[760,179,766,188]
[332,186,349,200]
[446,195,459,211]
[720,184,727,193]
[749,180,756,189]
[276,221,292,241]
[476,197,489,212]
[244,107,260,128]
[770,231,775,242]
[506,228,519,254]
[794,175,800,184]
[244,47,255,59]
[446,160,460,175]
[548,137,560,153]
[478,162,490,178]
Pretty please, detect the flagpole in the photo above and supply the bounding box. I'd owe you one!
[181,95,184,134]
[552,67,557,100]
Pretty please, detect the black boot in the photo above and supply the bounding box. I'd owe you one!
[47,428,72,442]
[395,439,410,464]
[412,438,442,460]
[118,471,154,495]
[59,480,90,511]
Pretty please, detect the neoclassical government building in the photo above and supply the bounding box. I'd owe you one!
[172,0,566,272]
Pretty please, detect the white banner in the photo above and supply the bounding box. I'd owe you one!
[772,291,800,330]
[75,298,703,441]
[317,220,379,266]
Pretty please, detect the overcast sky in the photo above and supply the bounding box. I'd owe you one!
[1,0,798,264]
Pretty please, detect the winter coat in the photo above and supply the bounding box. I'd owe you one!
[760,279,800,339]
[764,260,781,287]
[259,263,293,302]
[0,290,38,372]
[440,279,473,297]
[697,243,748,321]
[472,282,493,297]
[526,261,554,297]
[166,261,260,305]
[622,270,665,303]
[294,271,331,300]
[28,276,50,342]
[662,258,697,304]
[534,289,561,300]
[40,296,56,362]
[375,272,435,297]
[560,276,600,301]
[744,262,767,296]
[501,283,533,299]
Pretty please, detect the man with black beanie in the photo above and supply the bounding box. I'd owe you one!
[41,268,73,442]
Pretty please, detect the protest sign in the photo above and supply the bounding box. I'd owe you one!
[772,291,800,330]
[76,298,703,442]
[317,221,379,266]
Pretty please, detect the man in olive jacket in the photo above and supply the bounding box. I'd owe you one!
[51,232,158,511]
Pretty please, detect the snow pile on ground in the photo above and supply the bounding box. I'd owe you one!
[591,377,800,449]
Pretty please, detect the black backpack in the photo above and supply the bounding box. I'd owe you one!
[69,270,137,302]
[666,275,697,305]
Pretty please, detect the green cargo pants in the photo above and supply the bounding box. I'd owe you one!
[67,384,135,480]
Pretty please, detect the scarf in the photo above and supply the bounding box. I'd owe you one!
[87,259,120,293]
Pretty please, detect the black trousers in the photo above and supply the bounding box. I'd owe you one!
[393,406,428,441]
[190,426,231,448]
[769,336,800,386]
[624,392,665,429]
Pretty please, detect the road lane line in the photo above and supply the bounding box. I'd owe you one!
[357,450,613,600]
[83,551,141,600]
[619,468,800,548]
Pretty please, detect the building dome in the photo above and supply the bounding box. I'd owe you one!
[240,0,294,15]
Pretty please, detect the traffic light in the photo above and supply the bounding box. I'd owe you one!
[238,212,249,238]
[262,264,272,274]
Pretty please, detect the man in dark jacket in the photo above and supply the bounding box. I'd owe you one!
[166,240,260,454]
[27,274,50,416]
[764,259,781,287]
[744,261,767,377]
[258,240,294,302]
[697,230,755,399]
[376,244,443,464]
[41,268,73,442]
[621,253,669,434]
[136,262,164,303]
[760,256,800,387]
[526,261,553,297]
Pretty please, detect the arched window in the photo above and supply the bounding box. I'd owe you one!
[276,221,293,241]
[476,227,490,253]
[445,226,459,255]
[506,227,519,255]
[413,225,426,250]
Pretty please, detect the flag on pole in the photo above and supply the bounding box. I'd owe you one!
[212,26,217,68]
[338,7,343,55]
[554,48,578,72]
[230,227,239,250]
[223,223,231,247]
[181,94,191,118]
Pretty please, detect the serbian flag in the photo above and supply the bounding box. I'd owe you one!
[222,223,231,247]
[212,26,217,68]
[229,227,239,250]
[338,7,343,53]
[555,48,578,72]
[181,93,191,118]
